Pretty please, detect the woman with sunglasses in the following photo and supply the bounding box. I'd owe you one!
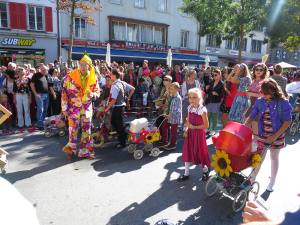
[205,68,224,135]
[228,63,252,123]
[245,63,269,133]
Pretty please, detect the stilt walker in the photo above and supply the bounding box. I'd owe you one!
[61,54,100,159]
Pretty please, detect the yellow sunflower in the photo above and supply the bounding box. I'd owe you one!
[211,150,233,177]
[152,131,160,142]
[251,153,262,169]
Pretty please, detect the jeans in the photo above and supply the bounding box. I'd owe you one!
[35,93,49,128]
[16,93,31,127]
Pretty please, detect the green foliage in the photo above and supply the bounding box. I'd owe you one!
[266,0,300,51]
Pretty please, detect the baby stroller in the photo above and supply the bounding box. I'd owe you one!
[205,122,266,212]
[43,114,67,137]
[127,116,167,160]
[91,103,119,149]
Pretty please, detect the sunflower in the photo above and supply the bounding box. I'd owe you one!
[152,131,160,142]
[211,150,233,177]
[251,153,262,169]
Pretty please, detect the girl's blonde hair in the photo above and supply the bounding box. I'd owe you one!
[188,88,203,106]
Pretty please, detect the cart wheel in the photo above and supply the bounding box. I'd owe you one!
[92,133,105,148]
[44,131,51,138]
[150,147,160,157]
[133,150,144,160]
[144,143,153,152]
[232,189,248,212]
[58,130,66,137]
[205,176,219,197]
[290,122,297,136]
[248,181,260,201]
[1,168,6,174]
[128,144,136,154]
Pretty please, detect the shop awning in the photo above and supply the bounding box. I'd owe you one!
[71,47,206,63]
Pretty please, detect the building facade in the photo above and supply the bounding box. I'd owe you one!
[269,46,300,67]
[60,0,268,66]
[0,0,57,66]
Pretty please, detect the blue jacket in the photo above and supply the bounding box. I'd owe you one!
[250,97,292,136]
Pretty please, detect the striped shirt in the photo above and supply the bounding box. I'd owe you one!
[168,93,182,124]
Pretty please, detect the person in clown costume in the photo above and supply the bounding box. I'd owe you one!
[61,54,100,159]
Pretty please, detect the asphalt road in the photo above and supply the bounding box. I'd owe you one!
[0,130,299,225]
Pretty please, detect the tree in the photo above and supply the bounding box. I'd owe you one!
[182,0,269,63]
[266,0,300,51]
[58,0,102,64]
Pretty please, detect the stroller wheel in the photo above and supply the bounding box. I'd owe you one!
[44,131,52,138]
[248,181,260,201]
[205,176,219,197]
[133,150,144,160]
[232,189,248,212]
[290,122,297,136]
[144,143,153,152]
[128,144,136,154]
[1,167,6,174]
[58,130,66,137]
[150,147,160,157]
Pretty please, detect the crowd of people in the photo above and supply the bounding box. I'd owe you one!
[0,57,300,187]
[1,56,300,225]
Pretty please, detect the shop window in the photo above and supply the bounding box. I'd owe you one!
[28,5,44,31]
[158,0,167,13]
[74,17,86,39]
[0,2,8,28]
[134,0,145,8]
[180,30,189,48]
[251,40,262,53]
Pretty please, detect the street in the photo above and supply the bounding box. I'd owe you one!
[0,130,300,225]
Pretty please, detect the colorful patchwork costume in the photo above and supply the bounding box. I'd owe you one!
[61,55,100,159]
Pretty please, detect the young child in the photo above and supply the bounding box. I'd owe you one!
[177,88,210,182]
[245,78,292,192]
[160,82,182,150]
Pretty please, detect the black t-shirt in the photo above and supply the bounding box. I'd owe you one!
[30,72,52,94]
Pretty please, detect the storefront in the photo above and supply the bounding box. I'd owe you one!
[0,36,57,66]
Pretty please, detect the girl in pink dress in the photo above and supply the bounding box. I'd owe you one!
[177,88,211,182]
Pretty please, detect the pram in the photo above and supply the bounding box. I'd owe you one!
[43,114,67,137]
[205,122,266,212]
[127,116,168,160]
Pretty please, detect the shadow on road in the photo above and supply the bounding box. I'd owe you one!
[107,155,242,225]
[1,133,70,183]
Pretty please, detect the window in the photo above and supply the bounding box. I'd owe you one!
[28,5,44,31]
[141,24,153,43]
[0,2,8,28]
[154,27,164,44]
[127,23,139,42]
[110,19,167,45]
[158,0,167,12]
[112,21,126,41]
[74,17,86,38]
[180,30,189,48]
[251,40,262,53]
[110,0,121,4]
[134,0,145,8]
[206,34,220,48]
[225,39,232,49]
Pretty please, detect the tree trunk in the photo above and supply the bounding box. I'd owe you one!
[68,0,76,66]
[238,24,244,63]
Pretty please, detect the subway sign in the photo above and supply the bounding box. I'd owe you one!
[1,38,36,47]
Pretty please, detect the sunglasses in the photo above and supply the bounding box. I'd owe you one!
[255,68,264,72]
[212,73,219,77]
[163,79,171,82]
